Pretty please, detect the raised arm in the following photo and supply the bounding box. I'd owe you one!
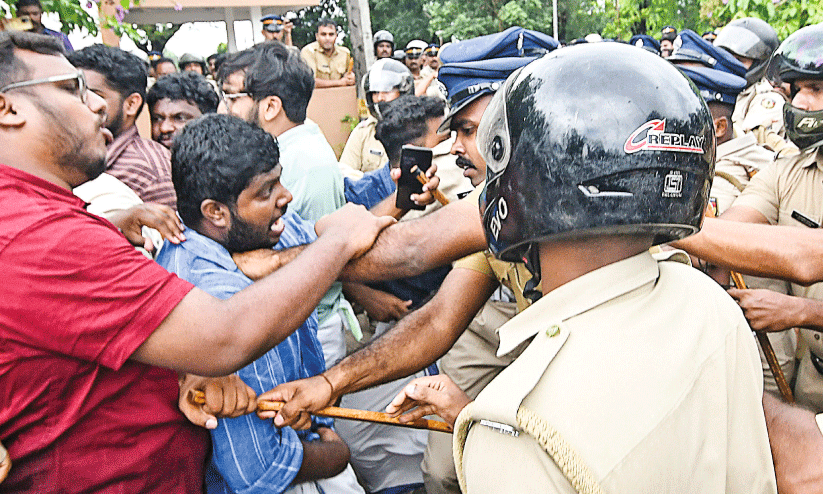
[131,204,394,376]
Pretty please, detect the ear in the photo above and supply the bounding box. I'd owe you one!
[259,95,283,124]
[200,199,231,229]
[713,116,729,141]
[0,94,26,128]
[122,92,143,119]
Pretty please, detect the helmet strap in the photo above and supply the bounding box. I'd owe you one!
[521,244,543,304]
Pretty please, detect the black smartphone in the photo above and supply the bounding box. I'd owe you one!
[396,145,433,211]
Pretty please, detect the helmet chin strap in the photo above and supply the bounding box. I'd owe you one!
[522,244,543,304]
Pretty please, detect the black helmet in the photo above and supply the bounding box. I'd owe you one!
[479,43,714,264]
[373,30,394,50]
[767,23,823,150]
[714,17,779,86]
[362,58,414,119]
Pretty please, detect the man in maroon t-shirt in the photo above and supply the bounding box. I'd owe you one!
[0,31,393,493]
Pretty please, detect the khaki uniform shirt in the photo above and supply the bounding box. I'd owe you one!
[733,80,793,153]
[301,41,352,80]
[456,252,776,493]
[733,147,823,359]
[339,116,385,179]
[711,133,774,214]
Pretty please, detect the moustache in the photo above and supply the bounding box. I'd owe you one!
[455,156,476,170]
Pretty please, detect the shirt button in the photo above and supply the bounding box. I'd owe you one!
[547,324,561,337]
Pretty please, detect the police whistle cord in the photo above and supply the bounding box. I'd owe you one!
[410,166,449,206]
[730,271,795,403]
[190,390,453,433]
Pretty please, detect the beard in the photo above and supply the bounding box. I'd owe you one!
[224,207,277,253]
[106,105,126,137]
[32,95,107,184]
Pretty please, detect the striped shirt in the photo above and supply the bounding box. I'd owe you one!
[156,211,333,494]
[106,125,177,209]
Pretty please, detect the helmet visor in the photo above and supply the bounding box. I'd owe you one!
[715,25,770,60]
[767,27,823,85]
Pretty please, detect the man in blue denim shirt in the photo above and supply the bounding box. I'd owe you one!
[157,114,364,494]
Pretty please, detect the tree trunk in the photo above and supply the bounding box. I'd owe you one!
[345,0,373,99]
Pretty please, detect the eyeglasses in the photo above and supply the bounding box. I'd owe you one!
[221,91,251,107]
[0,71,87,104]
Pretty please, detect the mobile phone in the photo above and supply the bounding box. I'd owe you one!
[396,145,433,211]
[0,17,33,32]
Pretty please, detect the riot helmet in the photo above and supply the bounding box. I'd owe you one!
[362,58,414,119]
[766,23,823,150]
[374,30,394,51]
[479,43,714,265]
[714,17,779,86]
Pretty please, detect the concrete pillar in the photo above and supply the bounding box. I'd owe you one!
[225,7,237,52]
[249,6,263,44]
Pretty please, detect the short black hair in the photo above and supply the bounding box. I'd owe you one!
[216,48,255,86]
[0,31,63,88]
[151,57,176,71]
[316,18,337,32]
[147,71,219,115]
[68,44,147,104]
[375,95,446,165]
[172,113,281,227]
[245,41,314,123]
[14,0,43,11]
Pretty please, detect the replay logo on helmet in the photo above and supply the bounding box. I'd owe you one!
[623,119,705,154]
[488,197,508,241]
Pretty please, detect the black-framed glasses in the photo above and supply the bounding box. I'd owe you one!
[0,71,87,104]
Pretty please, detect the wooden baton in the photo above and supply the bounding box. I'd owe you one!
[190,390,453,433]
[730,271,795,403]
[410,166,449,206]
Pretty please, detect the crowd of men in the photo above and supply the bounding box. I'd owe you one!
[3,1,823,492]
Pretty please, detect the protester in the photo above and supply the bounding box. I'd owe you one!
[147,71,219,149]
[158,114,364,494]
[69,44,178,208]
[300,18,355,88]
[14,0,72,52]
[0,30,392,492]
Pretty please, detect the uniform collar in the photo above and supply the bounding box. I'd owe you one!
[717,132,758,157]
[797,146,823,171]
[497,251,659,355]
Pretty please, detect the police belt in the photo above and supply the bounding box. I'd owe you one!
[810,349,823,376]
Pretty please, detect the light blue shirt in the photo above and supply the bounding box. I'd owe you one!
[156,211,333,494]
[278,120,346,324]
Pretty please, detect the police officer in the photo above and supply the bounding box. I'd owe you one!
[669,30,797,395]
[660,25,677,57]
[260,14,293,46]
[374,30,394,59]
[387,42,776,493]
[338,59,414,178]
[178,53,207,75]
[714,17,790,152]
[724,23,823,411]
[629,34,660,55]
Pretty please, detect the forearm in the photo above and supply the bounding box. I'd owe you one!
[327,270,495,397]
[294,438,349,482]
[314,78,344,88]
[797,297,823,332]
[369,193,406,219]
[342,198,486,282]
[763,392,823,493]
[135,233,353,376]
[674,217,823,285]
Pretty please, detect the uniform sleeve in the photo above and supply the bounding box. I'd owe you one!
[0,213,193,370]
[300,46,318,77]
[729,161,781,224]
[453,251,496,281]
[339,124,365,173]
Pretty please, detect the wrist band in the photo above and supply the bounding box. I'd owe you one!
[320,373,334,396]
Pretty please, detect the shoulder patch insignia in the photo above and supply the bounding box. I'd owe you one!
[761,98,776,109]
